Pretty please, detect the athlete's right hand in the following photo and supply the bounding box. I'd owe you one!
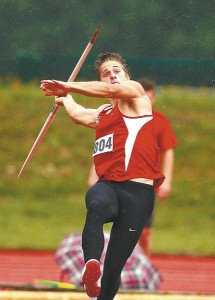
[40,80,70,97]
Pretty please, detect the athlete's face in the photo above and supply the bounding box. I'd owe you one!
[99,60,129,84]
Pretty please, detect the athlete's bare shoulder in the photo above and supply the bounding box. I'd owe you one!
[128,80,145,93]
[97,103,112,114]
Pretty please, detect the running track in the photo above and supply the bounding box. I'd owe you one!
[0,250,214,294]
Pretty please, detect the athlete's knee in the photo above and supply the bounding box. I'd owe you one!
[86,199,105,215]
[85,189,107,218]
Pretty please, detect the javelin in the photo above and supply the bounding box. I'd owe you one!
[17,26,101,178]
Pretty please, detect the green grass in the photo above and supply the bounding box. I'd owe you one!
[0,79,215,255]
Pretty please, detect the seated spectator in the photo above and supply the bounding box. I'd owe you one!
[55,232,162,291]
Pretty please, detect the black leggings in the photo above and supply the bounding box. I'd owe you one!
[82,180,155,300]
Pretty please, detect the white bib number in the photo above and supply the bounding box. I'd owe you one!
[93,133,114,156]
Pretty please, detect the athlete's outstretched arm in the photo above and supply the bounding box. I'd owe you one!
[40,79,144,100]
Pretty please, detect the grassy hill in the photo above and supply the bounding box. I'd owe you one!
[0,79,214,255]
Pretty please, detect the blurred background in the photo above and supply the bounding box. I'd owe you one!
[0,0,214,255]
[1,0,214,85]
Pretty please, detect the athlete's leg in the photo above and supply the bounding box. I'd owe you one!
[98,181,155,300]
[82,181,119,262]
[82,181,119,297]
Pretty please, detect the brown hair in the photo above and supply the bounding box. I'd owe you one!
[138,77,156,91]
[94,52,130,79]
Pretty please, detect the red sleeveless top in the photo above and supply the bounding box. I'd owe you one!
[93,104,164,188]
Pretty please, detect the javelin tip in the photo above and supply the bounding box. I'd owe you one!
[90,26,101,44]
